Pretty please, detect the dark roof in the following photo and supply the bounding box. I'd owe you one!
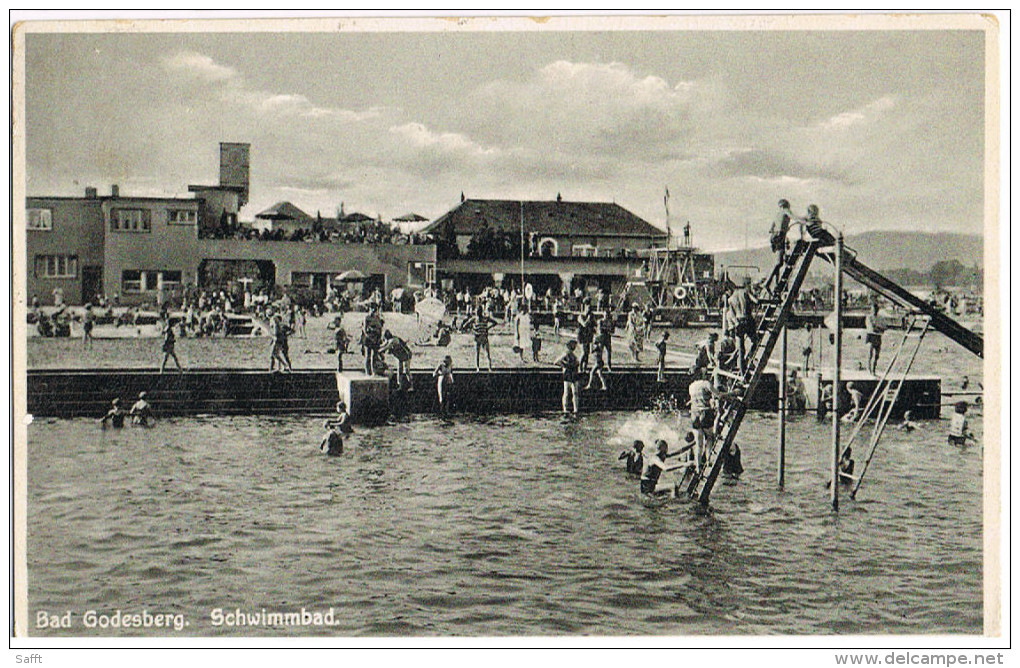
[255,201,313,222]
[423,199,666,238]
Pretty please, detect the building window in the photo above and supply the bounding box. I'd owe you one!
[27,208,53,231]
[538,237,559,257]
[167,209,197,225]
[572,244,597,258]
[122,270,181,294]
[407,261,435,287]
[35,255,77,279]
[111,208,151,232]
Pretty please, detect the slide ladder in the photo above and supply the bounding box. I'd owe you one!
[685,238,819,506]
[845,314,931,498]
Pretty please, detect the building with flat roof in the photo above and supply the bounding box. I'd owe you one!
[25,144,436,306]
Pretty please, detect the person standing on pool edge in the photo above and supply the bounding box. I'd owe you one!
[655,330,670,383]
[82,303,95,349]
[865,301,883,375]
[462,305,497,372]
[362,303,384,375]
[556,340,582,415]
[159,319,184,374]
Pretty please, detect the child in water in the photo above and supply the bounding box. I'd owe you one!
[129,392,153,426]
[897,410,919,432]
[618,440,645,475]
[320,401,353,456]
[100,398,126,428]
[433,355,454,414]
[948,401,973,445]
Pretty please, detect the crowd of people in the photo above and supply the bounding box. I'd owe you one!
[199,219,432,246]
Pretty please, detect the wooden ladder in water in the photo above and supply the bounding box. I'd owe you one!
[684,238,819,506]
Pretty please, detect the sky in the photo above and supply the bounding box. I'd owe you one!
[21,21,988,251]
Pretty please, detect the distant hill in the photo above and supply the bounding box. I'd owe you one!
[712,231,982,286]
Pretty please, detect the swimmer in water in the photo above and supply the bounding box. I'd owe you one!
[320,401,353,456]
[897,410,919,432]
[723,442,744,478]
[433,355,454,415]
[639,440,670,495]
[948,401,973,446]
[839,446,855,482]
[618,440,645,475]
[129,391,153,426]
[639,439,693,496]
[100,398,126,428]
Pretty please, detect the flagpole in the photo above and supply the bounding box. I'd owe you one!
[520,201,525,294]
[664,187,671,250]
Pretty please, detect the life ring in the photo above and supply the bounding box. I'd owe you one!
[524,283,534,300]
[673,286,688,301]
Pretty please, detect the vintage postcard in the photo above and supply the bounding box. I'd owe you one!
[10,11,1005,652]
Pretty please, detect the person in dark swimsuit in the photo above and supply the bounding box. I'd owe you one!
[556,340,582,414]
[723,442,744,478]
[618,440,645,475]
[160,321,184,374]
[100,398,126,428]
[320,401,353,456]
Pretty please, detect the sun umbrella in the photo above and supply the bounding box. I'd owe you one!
[415,296,446,322]
[335,269,367,282]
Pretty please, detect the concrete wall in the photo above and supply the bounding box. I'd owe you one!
[26,197,105,305]
[26,368,779,419]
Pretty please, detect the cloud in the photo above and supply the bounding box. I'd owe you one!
[711,148,854,185]
[819,95,896,130]
[464,60,714,166]
[388,122,497,157]
[164,50,237,82]
[162,50,385,123]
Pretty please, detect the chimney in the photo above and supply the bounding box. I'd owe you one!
[111,184,120,198]
[85,187,97,199]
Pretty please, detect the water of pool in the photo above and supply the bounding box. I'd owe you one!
[27,408,983,636]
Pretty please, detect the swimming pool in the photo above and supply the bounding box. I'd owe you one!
[26,409,983,636]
